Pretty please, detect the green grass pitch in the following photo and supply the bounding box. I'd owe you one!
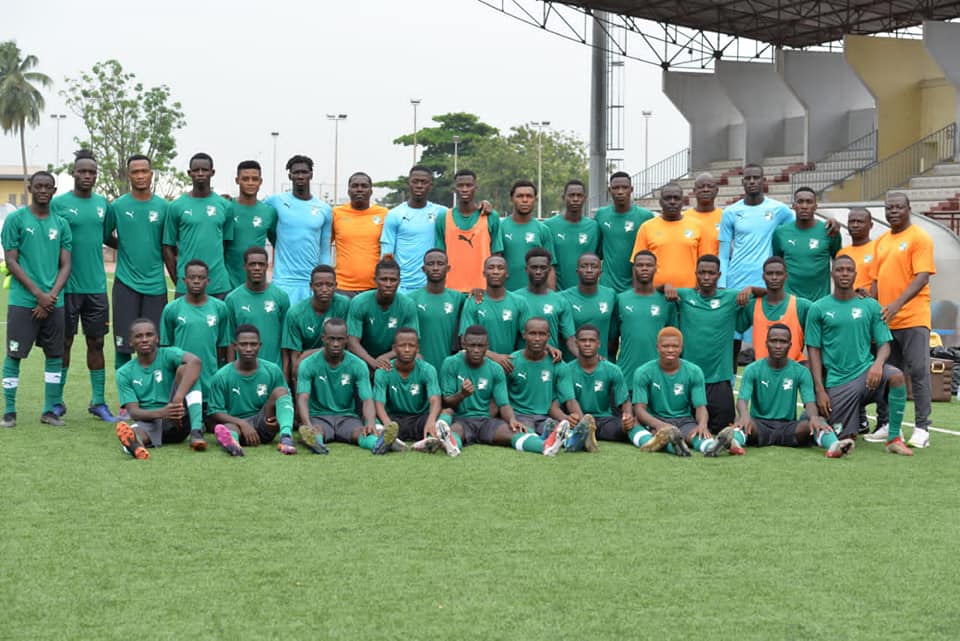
[2,279,960,640]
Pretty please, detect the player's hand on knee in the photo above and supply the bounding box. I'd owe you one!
[238,421,259,446]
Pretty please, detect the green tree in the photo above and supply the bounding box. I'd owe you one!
[61,59,187,199]
[0,41,52,202]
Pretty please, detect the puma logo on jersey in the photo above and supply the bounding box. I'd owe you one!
[318,375,327,383]
[899,242,908,252]
[504,233,513,240]
[625,305,634,313]
[125,211,135,218]
[684,229,693,239]
[177,316,187,324]
[23,227,34,235]
[575,382,583,389]
[68,208,79,215]
[572,304,582,312]
[760,380,769,388]
[183,210,193,217]
[787,239,796,246]
[825,311,835,319]
[863,255,873,263]
[652,382,661,390]
[457,233,476,248]
[542,304,554,314]
[478,309,487,318]
[306,325,316,334]
[97,208,105,219]
[132,378,143,387]
[241,305,251,312]
[231,387,241,396]
[516,372,527,380]
[417,304,426,311]
[602,222,611,228]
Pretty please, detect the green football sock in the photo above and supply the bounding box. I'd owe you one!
[627,427,652,448]
[888,385,906,441]
[276,394,295,438]
[690,434,714,453]
[732,429,746,446]
[114,350,131,371]
[452,432,463,448]
[511,432,544,453]
[61,366,69,390]
[358,434,378,451]
[44,358,64,413]
[815,429,838,450]
[89,369,106,405]
[185,386,203,431]
[3,357,20,414]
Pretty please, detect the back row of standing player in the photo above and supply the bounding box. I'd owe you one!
[1,152,934,451]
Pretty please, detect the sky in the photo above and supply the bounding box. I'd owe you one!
[1,0,689,199]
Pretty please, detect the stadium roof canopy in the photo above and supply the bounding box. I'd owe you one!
[553,0,960,48]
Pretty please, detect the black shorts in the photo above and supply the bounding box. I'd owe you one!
[594,415,627,442]
[133,417,190,446]
[65,292,109,337]
[310,415,363,443]
[6,305,64,359]
[705,380,735,434]
[393,414,429,441]
[454,416,507,445]
[751,418,804,447]
[647,415,699,439]
[229,407,277,445]
[112,279,167,354]
[515,413,552,436]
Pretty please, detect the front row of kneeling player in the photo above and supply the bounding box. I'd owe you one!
[115,259,914,460]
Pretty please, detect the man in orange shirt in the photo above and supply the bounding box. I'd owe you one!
[630,183,705,288]
[332,172,387,297]
[434,169,502,293]
[682,173,722,256]
[865,193,936,448]
[836,207,876,294]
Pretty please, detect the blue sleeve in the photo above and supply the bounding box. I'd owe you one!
[318,208,332,265]
[380,211,398,257]
[776,204,795,226]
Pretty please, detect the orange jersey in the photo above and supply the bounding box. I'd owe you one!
[752,295,805,361]
[875,224,935,330]
[444,208,491,293]
[682,207,723,256]
[332,204,388,291]
[837,241,877,291]
[630,215,705,288]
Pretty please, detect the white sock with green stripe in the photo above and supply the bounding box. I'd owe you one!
[627,427,652,448]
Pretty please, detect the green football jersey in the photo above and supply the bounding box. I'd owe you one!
[159,296,231,394]
[507,350,559,416]
[556,360,628,417]
[439,353,509,418]
[224,284,290,367]
[738,358,815,421]
[758,295,812,328]
[224,201,278,289]
[51,192,108,294]
[595,204,653,292]
[499,216,555,291]
[346,290,419,358]
[434,208,504,253]
[296,350,372,416]
[458,291,529,355]
[281,294,350,353]
[542,215,600,291]
[116,346,185,410]
[805,296,891,387]
[163,193,235,295]
[408,287,465,372]
[0,207,72,308]
[105,193,168,295]
[772,221,841,301]
[560,285,617,359]
[676,288,751,384]
[373,359,441,415]
[513,288,575,349]
[632,359,707,419]
[208,358,287,419]
[615,290,677,387]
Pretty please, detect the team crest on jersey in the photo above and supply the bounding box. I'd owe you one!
[710,299,720,309]
[443,302,454,314]
[863,255,873,263]
[252,216,262,228]
[899,242,908,252]
[311,207,320,217]
[48,229,58,240]
[206,205,217,217]
[851,308,863,319]
[115,336,124,347]
[97,207,105,219]
[595,302,607,315]
[148,211,159,223]
[502,310,512,321]
[206,315,217,327]
[594,380,604,392]
[684,229,694,239]
[809,239,820,250]
[428,212,436,222]
[373,216,381,225]
[578,233,588,245]
[650,305,660,316]
[477,378,489,390]
[410,384,420,396]
[8,340,18,352]
[541,370,551,383]
[340,374,351,386]
[388,317,398,328]
[764,211,774,221]
[257,384,267,397]
[264,300,276,313]
[673,383,684,395]
[624,221,635,232]
[524,232,535,243]
[543,304,554,314]
[154,370,163,383]
[783,378,794,391]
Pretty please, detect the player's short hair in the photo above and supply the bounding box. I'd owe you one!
[189,152,214,168]
[348,171,371,184]
[510,179,537,196]
[453,168,477,181]
[243,246,268,263]
[409,165,432,177]
[633,249,656,263]
[847,206,871,217]
[887,191,910,206]
[286,155,313,171]
[578,252,600,264]
[73,149,96,163]
[127,154,151,167]
[697,254,720,269]
[661,182,683,194]
[393,327,419,342]
[793,186,816,199]
[323,317,347,333]
[236,160,261,174]
[609,171,631,184]
[763,256,786,269]
[28,170,55,186]
[375,256,401,277]
[743,162,764,175]
[311,264,336,279]
[524,316,549,331]
[767,322,791,338]
[462,324,488,340]
[129,317,157,333]
[657,326,683,346]
[184,259,209,275]
[525,247,553,264]
[563,179,585,195]
[422,248,447,262]
[834,254,856,268]
[576,323,601,339]
[235,324,260,339]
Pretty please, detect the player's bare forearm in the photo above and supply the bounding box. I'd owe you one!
[296,393,312,428]
[807,347,826,393]
[694,405,709,431]
[564,336,579,359]
[374,401,392,428]
[4,251,42,298]
[360,399,377,428]
[50,249,71,302]
[427,396,442,423]
[873,342,890,367]
[162,245,178,285]
[347,336,378,370]
[634,403,668,432]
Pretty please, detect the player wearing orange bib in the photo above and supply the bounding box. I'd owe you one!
[434,169,502,293]
[750,257,810,362]
[631,183,705,288]
[332,172,387,296]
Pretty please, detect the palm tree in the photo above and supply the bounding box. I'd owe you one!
[0,41,52,202]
